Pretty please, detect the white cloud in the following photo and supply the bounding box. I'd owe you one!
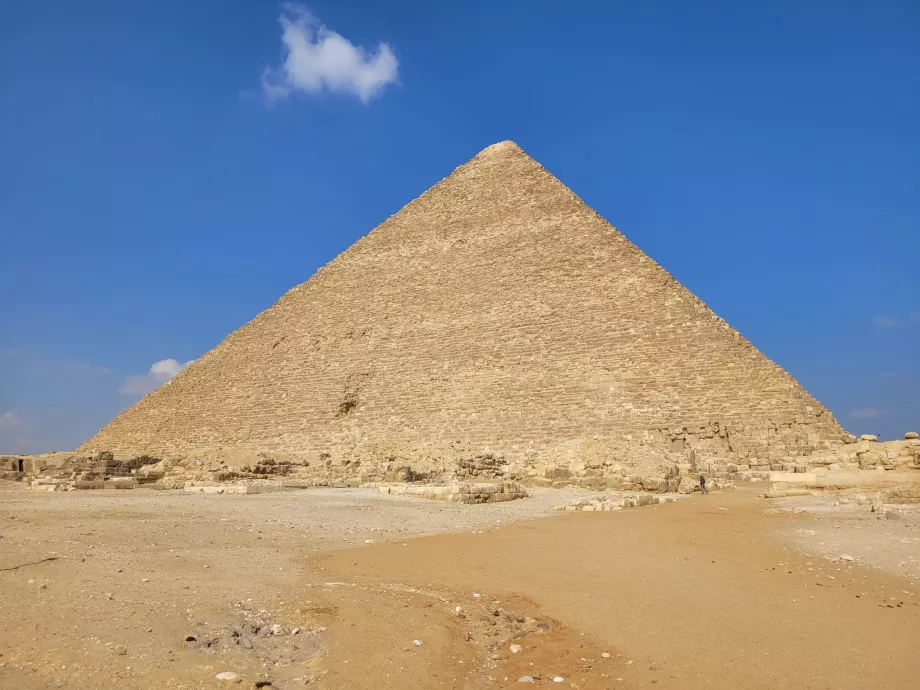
[119,358,193,397]
[848,408,884,420]
[261,4,399,104]
[0,411,23,429]
[150,359,185,378]
[872,316,898,328]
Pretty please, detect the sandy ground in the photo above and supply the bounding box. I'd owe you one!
[767,494,920,579]
[1,482,918,689]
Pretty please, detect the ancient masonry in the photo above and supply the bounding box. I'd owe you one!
[78,141,848,484]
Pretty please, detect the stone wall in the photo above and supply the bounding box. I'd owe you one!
[78,141,846,471]
[791,437,920,472]
[2,455,51,474]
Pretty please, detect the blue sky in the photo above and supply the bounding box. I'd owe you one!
[1,0,917,452]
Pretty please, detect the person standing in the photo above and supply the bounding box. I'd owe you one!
[699,474,707,494]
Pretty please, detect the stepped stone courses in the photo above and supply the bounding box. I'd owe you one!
[79,141,846,479]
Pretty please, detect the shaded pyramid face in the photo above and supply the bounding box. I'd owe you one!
[81,141,844,464]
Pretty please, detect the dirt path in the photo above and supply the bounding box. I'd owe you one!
[317,487,920,689]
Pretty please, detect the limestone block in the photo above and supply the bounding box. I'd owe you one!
[640,478,663,492]
[74,480,104,490]
[244,482,282,494]
[282,480,316,489]
[677,477,698,494]
[860,434,878,442]
[905,432,919,440]
[108,479,136,489]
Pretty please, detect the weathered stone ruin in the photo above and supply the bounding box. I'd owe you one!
[1,455,32,481]
[4,451,165,491]
[763,434,920,511]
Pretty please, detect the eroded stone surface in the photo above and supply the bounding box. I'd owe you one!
[71,142,845,481]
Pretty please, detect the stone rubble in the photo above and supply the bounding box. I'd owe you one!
[377,481,528,504]
[6,433,917,509]
[555,492,686,512]
[756,436,920,513]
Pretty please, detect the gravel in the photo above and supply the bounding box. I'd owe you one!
[0,485,604,545]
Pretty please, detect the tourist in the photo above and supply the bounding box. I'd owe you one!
[699,474,707,494]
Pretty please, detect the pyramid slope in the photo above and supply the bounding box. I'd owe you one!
[80,141,845,464]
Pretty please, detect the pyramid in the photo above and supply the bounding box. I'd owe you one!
[80,141,845,470]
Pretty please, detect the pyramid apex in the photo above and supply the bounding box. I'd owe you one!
[476,140,525,157]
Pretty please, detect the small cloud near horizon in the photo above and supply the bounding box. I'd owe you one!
[119,358,194,397]
[872,311,920,328]
[0,410,23,429]
[848,407,884,421]
[261,4,399,104]
[872,315,898,328]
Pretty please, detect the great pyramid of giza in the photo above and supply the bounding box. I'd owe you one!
[80,141,845,473]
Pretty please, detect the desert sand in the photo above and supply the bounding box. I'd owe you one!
[1,483,918,689]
